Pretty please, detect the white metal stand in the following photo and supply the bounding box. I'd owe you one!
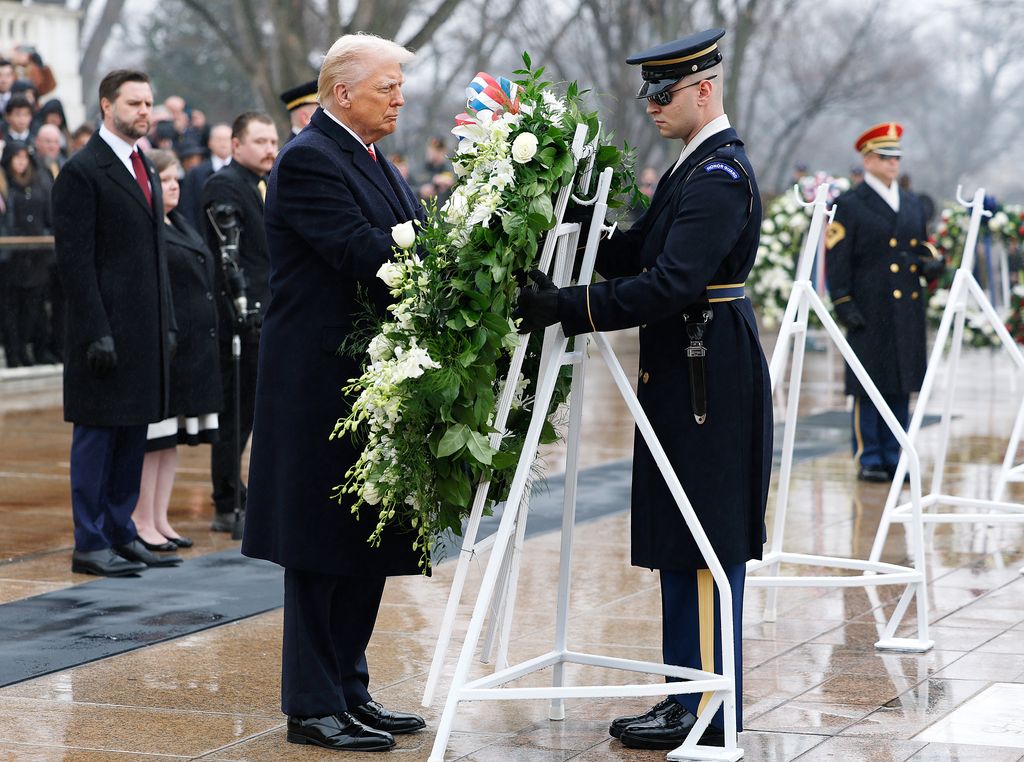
[746,183,933,653]
[425,125,742,762]
[869,187,1024,566]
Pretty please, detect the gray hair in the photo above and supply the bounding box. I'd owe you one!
[318,33,415,109]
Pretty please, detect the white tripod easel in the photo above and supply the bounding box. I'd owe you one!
[746,183,933,652]
[869,186,1024,567]
[425,124,743,762]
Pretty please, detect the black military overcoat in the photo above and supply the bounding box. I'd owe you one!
[826,182,931,396]
[51,133,175,426]
[241,108,425,577]
[558,128,771,572]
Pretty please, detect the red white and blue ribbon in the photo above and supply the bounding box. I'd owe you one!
[464,72,520,121]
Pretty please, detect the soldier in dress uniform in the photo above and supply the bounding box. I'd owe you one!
[279,80,318,144]
[826,123,944,482]
[516,28,771,750]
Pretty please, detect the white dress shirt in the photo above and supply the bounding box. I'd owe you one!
[98,123,142,178]
[671,114,732,175]
[321,107,375,155]
[864,170,900,213]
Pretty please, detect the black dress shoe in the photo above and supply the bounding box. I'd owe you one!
[609,698,676,738]
[139,537,179,552]
[857,465,890,483]
[71,548,146,577]
[287,713,395,751]
[210,512,241,533]
[884,465,911,484]
[618,702,725,750]
[168,535,193,548]
[115,539,182,567]
[350,700,426,735]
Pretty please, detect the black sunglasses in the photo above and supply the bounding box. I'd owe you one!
[647,74,718,106]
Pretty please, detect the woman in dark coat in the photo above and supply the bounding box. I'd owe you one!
[131,149,223,550]
[2,140,55,366]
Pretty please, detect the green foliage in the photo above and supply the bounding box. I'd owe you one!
[335,56,637,571]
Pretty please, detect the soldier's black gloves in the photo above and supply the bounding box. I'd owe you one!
[167,331,178,360]
[920,255,946,281]
[834,300,866,331]
[515,269,560,334]
[86,335,117,378]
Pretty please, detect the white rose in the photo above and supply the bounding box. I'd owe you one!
[511,132,539,163]
[377,261,403,289]
[391,220,416,250]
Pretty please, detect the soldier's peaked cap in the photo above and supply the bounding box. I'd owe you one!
[855,122,903,157]
[280,80,318,112]
[626,28,725,100]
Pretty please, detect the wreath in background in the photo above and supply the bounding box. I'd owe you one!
[752,178,1024,348]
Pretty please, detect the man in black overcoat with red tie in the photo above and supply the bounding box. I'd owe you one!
[51,69,181,576]
[242,34,427,752]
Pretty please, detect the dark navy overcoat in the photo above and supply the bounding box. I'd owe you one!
[51,133,176,426]
[826,182,932,397]
[558,128,771,572]
[242,108,425,577]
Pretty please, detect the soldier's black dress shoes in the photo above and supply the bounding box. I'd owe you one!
[286,713,395,751]
[115,539,182,567]
[71,548,146,577]
[609,698,676,738]
[618,702,725,750]
[857,466,890,483]
[350,701,426,734]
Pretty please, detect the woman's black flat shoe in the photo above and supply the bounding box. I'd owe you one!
[139,538,178,552]
[168,536,194,549]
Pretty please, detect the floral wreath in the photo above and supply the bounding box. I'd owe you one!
[332,55,639,571]
[933,204,1024,347]
[751,176,1023,348]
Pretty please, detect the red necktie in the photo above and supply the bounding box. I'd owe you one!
[129,150,152,208]
[368,144,377,162]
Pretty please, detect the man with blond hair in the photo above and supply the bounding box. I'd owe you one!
[242,34,425,752]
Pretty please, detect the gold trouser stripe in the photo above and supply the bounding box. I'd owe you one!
[585,285,597,333]
[696,569,715,715]
[853,397,864,467]
[647,44,719,66]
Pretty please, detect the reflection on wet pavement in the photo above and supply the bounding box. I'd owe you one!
[1,335,1023,760]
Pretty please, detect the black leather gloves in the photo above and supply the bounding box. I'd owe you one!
[834,300,866,331]
[515,269,560,334]
[86,335,117,377]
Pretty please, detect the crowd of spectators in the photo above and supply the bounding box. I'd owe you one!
[0,54,455,371]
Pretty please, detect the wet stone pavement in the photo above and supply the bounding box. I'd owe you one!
[0,330,1022,761]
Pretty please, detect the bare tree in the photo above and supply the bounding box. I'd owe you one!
[170,0,473,135]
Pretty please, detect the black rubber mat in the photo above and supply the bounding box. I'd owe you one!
[0,549,282,688]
